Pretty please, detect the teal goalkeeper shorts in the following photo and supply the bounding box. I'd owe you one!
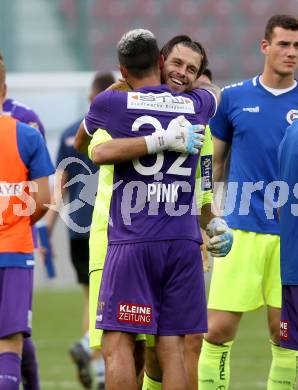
[208,229,281,311]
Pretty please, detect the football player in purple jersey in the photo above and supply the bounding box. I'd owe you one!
[75,29,232,390]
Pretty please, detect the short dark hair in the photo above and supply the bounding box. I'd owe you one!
[161,35,208,78]
[265,14,298,42]
[117,29,160,79]
[201,68,212,82]
[91,72,115,94]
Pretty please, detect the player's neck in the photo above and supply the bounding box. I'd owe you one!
[130,76,160,90]
[260,69,295,89]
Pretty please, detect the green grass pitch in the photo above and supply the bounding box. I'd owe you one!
[32,288,271,389]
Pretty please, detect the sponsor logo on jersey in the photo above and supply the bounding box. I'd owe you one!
[0,182,25,196]
[201,155,212,191]
[280,320,289,340]
[242,106,260,113]
[117,303,152,325]
[286,109,298,124]
[127,92,195,113]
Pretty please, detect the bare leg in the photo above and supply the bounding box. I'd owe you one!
[145,346,162,381]
[0,333,23,355]
[135,340,146,389]
[156,335,188,390]
[267,306,280,345]
[205,309,242,344]
[185,334,203,390]
[82,284,89,334]
[102,331,138,390]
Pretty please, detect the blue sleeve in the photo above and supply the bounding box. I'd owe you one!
[16,122,55,179]
[84,91,111,136]
[209,88,233,143]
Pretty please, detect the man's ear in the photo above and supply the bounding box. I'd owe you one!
[260,39,270,56]
[119,65,128,79]
[159,54,164,69]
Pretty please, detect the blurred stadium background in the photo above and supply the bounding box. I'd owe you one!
[0,0,297,388]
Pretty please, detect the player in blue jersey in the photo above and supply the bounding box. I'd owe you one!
[198,14,298,390]
[0,59,54,390]
[75,29,232,390]
[279,116,298,351]
[47,72,115,390]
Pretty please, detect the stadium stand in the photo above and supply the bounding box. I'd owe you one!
[56,0,298,82]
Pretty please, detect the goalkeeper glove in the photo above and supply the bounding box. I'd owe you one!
[145,115,205,155]
[206,217,233,257]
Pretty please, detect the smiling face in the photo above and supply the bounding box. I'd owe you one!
[261,27,298,77]
[163,44,202,93]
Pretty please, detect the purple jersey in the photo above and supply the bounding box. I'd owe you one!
[3,98,45,137]
[85,85,216,244]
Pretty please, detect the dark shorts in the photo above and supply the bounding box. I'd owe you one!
[70,238,89,286]
[96,240,207,336]
[0,268,33,338]
[280,285,298,350]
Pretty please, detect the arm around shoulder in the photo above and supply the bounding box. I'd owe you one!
[74,121,91,154]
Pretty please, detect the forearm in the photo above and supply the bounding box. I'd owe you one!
[46,170,67,233]
[200,203,219,230]
[91,137,148,165]
[213,159,225,183]
[31,204,49,225]
[30,177,52,225]
[74,122,91,154]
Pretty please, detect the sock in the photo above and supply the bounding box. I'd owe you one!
[198,339,233,389]
[92,356,105,384]
[0,352,21,390]
[142,372,162,390]
[80,331,91,355]
[267,342,298,389]
[21,338,40,390]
